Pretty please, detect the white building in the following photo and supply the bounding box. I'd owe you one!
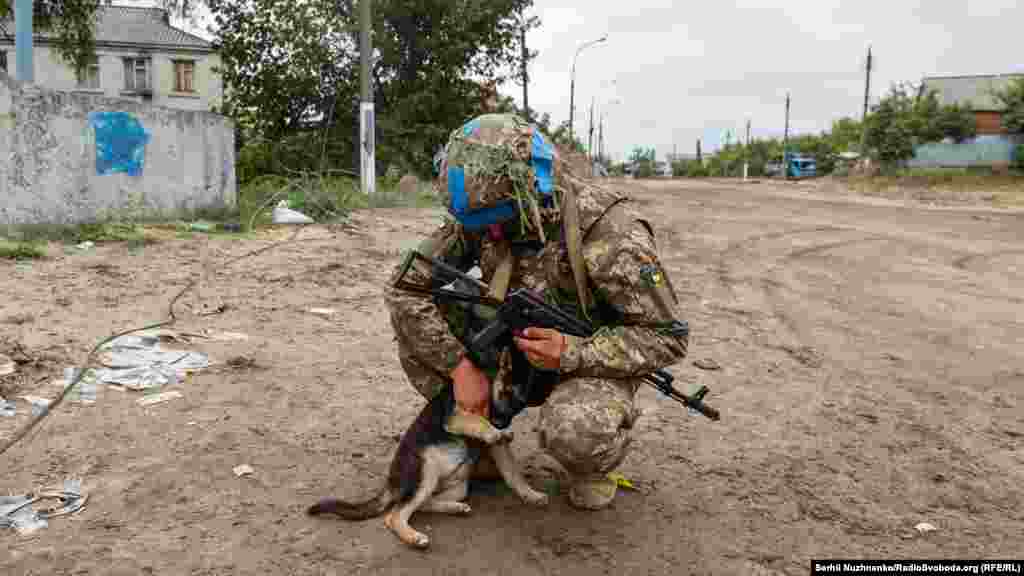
[1,5,222,111]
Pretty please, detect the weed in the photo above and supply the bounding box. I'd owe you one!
[0,240,46,260]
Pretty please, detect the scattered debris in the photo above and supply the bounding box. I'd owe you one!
[222,222,242,233]
[189,221,216,233]
[93,333,209,392]
[0,396,15,417]
[75,241,95,251]
[0,353,15,376]
[693,358,722,371]
[233,464,255,477]
[136,390,184,407]
[0,479,88,536]
[308,308,337,317]
[64,368,97,404]
[914,522,937,534]
[20,395,51,416]
[272,201,315,225]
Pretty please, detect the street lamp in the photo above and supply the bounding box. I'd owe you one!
[568,35,607,146]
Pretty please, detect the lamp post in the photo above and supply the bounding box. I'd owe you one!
[568,35,607,146]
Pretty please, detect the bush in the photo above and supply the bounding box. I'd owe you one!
[1014,145,1024,172]
[686,162,709,178]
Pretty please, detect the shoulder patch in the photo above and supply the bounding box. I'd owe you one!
[639,263,664,287]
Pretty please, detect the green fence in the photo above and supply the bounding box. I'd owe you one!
[909,136,1022,168]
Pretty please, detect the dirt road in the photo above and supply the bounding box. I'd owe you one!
[2,179,1022,575]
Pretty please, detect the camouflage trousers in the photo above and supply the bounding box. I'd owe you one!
[396,347,641,477]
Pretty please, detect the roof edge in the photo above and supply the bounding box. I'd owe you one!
[922,72,1024,81]
[0,37,216,55]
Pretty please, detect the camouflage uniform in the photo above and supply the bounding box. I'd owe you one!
[386,114,688,509]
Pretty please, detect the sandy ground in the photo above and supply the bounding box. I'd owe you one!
[1,179,1022,575]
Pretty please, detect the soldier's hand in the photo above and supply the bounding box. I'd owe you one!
[451,356,490,418]
[513,327,567,371]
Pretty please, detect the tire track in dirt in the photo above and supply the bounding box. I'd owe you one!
[952,249,1024,271]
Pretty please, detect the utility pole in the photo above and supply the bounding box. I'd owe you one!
[15,0,34,82]
[744,119,751,181]
[588,96,595,161]
[783,92,791,180]
[859,45,872,156]
[521,23,529,122]
[696,139,702,164]
[359,0,375,196]
[862,45,872,121]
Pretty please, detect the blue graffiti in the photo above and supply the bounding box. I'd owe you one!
[89,111,150,176]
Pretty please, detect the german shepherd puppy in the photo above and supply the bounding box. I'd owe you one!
[306,375,550,549]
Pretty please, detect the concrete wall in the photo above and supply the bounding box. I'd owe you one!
[1,73,235,225]
[1,44,222,112]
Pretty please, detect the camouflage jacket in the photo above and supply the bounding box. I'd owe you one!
[386,180,688,387]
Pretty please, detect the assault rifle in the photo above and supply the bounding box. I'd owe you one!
[393,250,720,422]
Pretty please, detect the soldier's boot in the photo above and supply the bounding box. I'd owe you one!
[568,472,618,510]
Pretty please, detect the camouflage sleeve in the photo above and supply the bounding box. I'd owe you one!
[386,219,479,379]
[558,206,688,379]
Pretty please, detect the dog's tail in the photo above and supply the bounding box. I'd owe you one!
[307,486,395,521]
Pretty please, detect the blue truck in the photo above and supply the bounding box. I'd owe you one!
[765,152,817,179]
[784,151,817,178]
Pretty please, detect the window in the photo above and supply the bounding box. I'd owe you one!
[76,58,100,90]
[173,60,195,93]
[123,58,151,91]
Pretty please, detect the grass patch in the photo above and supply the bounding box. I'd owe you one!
[0,239,47,260]
[844,167,1024,206]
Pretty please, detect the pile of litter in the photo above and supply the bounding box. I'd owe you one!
[0,330,220,417]
[91,331,211,392]
[0,479,87,535]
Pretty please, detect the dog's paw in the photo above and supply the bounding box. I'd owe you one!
[408,532,430,549]
[453,502,472,515]
[522,490,550,507]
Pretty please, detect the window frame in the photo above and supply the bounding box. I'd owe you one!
[173,59,196,93]
[123,57,152,92]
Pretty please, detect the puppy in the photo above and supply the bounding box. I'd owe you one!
[306,376,550,549]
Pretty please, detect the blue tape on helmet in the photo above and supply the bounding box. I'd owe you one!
[462,118,481,137]
[531,130,554,198]
[447,165,518,230]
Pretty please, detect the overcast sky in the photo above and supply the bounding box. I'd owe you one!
[503,0,1024,161]
[170,1,1024,163]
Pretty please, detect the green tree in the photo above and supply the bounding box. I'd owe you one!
[937,102,977,143]
[993,77,1024,134]
[830,117,864,152]
[209,0,537,180]
[864,85,917,167]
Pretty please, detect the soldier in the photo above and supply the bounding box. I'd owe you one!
[386,113,688,510]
